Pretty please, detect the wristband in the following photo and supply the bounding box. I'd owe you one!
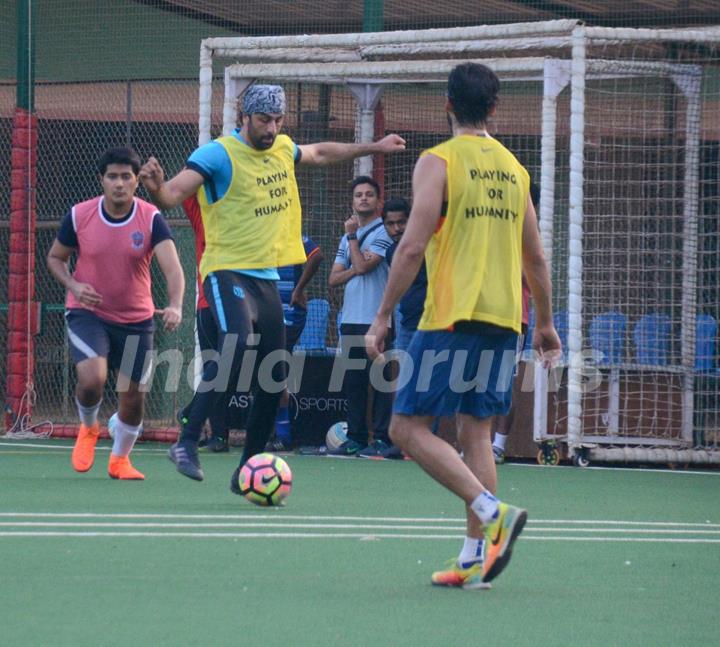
[347,233,357,240]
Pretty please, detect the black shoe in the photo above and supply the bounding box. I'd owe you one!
[230,464,242,495]
[265,438,290,452]
[168,441,204,481]
[203,436,229,453]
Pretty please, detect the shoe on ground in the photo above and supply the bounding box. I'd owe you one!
[482,502,528,584]
[492,445,505,465]
[328,439,364,456]
[358,439,397,459]
[108,454,145,480]
[230,464,242,495]
[431,559,491,590]
[265,438,290,453]
[200,436,229,453]
[72,422,100,472]
[168,441,204,481]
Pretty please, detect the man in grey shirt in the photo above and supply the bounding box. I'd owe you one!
[329,176,396,458]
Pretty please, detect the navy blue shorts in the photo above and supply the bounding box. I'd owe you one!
[393,324,519,419]
[65,308,154,385]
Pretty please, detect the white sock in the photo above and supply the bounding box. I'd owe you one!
[470,491,500,526]
[111,415,142,458]
[493,432,508,451]
[458,536,484,567]
[76,398,101,427]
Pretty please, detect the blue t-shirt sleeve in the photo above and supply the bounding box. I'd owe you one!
[56,210,77,247]
[151,213,174,248]
[186,141,232,204]
[367,230,393,258]
[303,235,318,257]
[186,141,227,178]
[334,238,349,267]
[294,143,301,164]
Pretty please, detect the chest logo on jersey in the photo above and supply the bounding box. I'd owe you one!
[131,231,145,249]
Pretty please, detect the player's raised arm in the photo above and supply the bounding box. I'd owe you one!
[139,157,204,211]
[297,133,405,167]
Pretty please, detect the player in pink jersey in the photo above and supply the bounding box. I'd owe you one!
[47,147,185,480]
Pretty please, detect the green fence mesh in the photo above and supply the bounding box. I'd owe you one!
[2,1,720,431]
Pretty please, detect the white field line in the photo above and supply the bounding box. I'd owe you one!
[2,442,720,476]
[1,521,719,535]
[0,512,718,543]
[0,512,718,528]
[0,531,719,543]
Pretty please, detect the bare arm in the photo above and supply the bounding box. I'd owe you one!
[298,134,405,167]
[347,242,383,275]
[328,261,357,288]
[46,239,102,307]
[139,157,204,210]
[366,154,445,358]
[153,239,185,332]
[291,248,324,308]
[521,195,561,361]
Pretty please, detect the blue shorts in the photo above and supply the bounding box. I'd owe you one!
[65,309,154,385]
[393,325,519,419]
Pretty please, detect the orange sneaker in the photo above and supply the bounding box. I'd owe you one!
[72,422,100,472]
[108,455,145,480]
[431,559,491,590]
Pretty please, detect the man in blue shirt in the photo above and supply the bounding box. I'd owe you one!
[329,176,395,458]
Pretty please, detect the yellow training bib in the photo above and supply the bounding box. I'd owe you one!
[198,133,305,280]
[419,135,529,333]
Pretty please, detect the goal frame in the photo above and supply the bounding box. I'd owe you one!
[198,21,720,465]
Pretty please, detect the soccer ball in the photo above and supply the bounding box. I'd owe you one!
[238,453,292,507]
[325,421,348,451]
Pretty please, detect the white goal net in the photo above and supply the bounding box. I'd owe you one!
[199,21,720,465]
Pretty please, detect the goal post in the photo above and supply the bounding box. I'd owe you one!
[198,21,720,466]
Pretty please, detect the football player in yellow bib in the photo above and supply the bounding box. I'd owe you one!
[140,85,405,489]
[366,63,561,589]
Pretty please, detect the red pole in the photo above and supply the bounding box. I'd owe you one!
[6,0,37,430]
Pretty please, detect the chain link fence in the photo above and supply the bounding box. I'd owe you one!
[2,2,719,429]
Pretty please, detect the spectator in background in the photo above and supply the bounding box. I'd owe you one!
[491,181,540,464]
[383,197,425,353]
[328,176,396,458]
[270,235,324,450]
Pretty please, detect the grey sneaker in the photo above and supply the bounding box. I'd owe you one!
[168,441,204,481]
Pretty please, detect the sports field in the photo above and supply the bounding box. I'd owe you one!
[1,439,718,647]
